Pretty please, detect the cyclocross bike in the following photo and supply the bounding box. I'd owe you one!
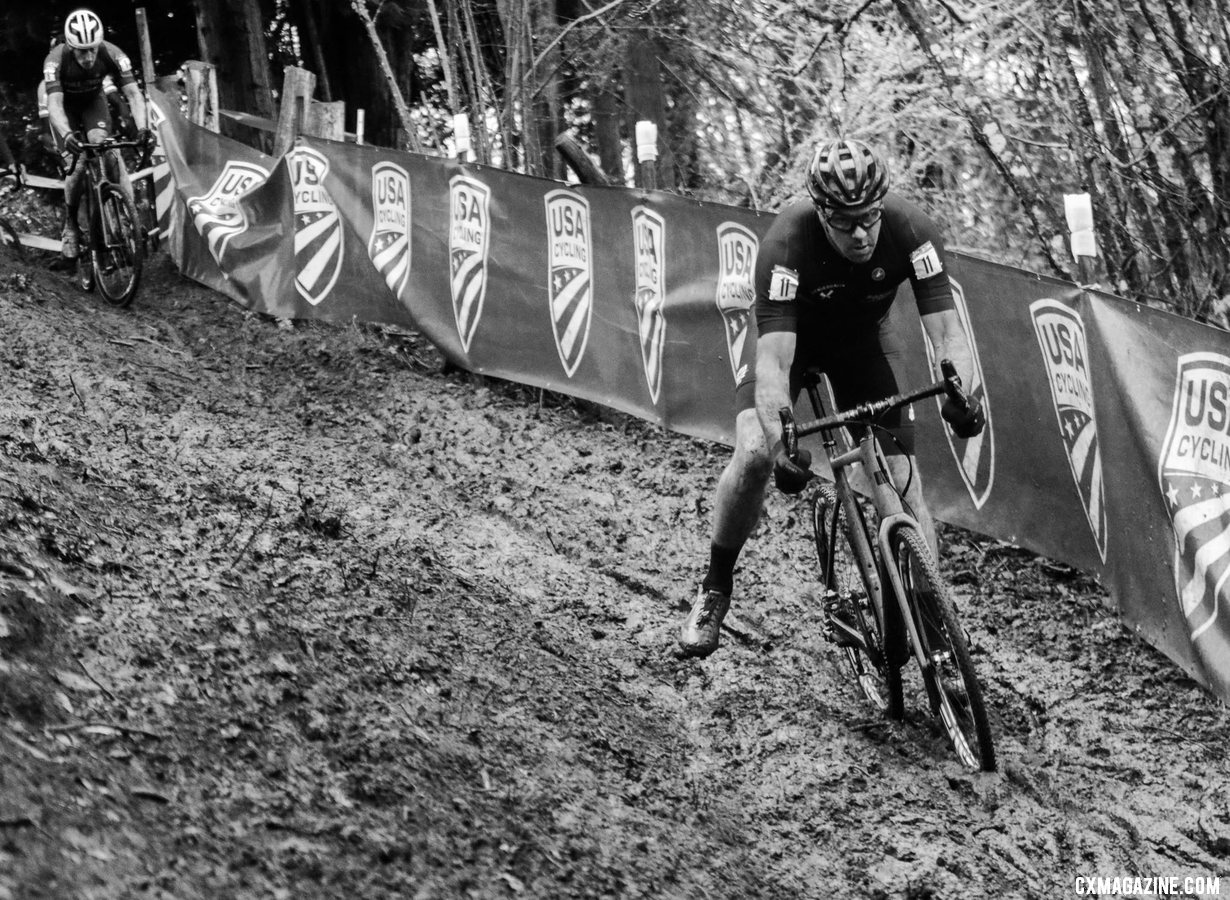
[780,359,996,771]
[66,137,148,306]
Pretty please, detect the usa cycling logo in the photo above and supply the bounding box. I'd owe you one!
[715,223,758,385]
[145,98,172,234]
[288,147,343,307]
[1158,352,1230,690]
[186,160,269,263]
[920,277,994,508]
[366,162,411,298]
[449,176,491,353]
[1030,300,1107,562]
[632,206,666,404]
[544,189,594,377]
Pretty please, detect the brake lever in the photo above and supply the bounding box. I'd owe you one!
[939,358,970,406]
[778,407,799,462]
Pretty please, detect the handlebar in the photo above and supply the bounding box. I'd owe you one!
[65,137,151,175]
[780,358,968,461]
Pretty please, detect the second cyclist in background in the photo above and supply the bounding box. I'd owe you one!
[43,8,155,260]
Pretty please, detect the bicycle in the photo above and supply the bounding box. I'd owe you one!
[779,359,996,771]
[65,137,148,306]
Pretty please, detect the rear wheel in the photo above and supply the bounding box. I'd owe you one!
[94,184,142,307]
[814,483,903,718]
[892,524,996,771]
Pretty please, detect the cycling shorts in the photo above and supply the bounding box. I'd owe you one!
[735,319,915,455]
[57,93,114,150]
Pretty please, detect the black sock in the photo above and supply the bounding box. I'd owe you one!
[701,543,740,596]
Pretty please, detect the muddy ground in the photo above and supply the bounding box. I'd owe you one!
[1,247,1228,900]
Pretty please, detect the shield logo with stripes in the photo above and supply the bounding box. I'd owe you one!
[186,160,269,263]
[1158,353,1230,685]
[544,189,593,377]
[920,277,995,509]
[145,97,172,234]
[715,223,758,385]
[288,147,343,307]
[367,162,411,297]
[449,176,491,353]
[632,206,666,404]
[1030,300,1107,562]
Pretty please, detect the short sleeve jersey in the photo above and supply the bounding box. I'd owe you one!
[753,193,956,340]
[43,42,136,98]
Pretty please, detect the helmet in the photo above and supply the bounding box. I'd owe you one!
[805,139,890,209]
[64,9,104,50]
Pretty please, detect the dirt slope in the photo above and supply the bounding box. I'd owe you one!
[1,252,1228,900]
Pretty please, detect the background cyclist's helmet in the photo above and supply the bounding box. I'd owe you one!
[805,138,890,209]
[64,9,104,50]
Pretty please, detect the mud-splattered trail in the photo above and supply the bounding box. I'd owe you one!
[1,255,1227,899]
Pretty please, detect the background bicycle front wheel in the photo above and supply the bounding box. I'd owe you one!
[892,525,996,771]
[814,483,903,718]
[94,184,143,307]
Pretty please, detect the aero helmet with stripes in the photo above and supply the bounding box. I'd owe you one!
[805,139,890,209]
[64,9,104,50]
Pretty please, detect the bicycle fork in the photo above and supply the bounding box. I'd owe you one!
[876,515,946,713]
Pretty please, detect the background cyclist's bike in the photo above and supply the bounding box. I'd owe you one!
[67,137,148,306]
[781,360,996,771]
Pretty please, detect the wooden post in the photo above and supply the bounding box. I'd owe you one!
[1063,192,1098,287]
[635,120,659,190]
[184,61,219,132]
[135,8,156,86]
[272,66,317,157]
[307,100,345,142]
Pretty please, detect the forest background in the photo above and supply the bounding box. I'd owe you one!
[1,0,1228,324]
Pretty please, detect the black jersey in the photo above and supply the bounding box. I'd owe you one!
[753,193,956,339]
[43,41,137,98]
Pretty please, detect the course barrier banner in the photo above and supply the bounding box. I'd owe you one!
[150,90,1230,700]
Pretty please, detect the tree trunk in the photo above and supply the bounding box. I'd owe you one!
[623,25,674,189]
[591,83,623,182]
[191,0,275,119]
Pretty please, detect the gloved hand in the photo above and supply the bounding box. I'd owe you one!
[773,444,814,495]
[942,393,986,439]
[63,131,83,155]
[137,128,157,153]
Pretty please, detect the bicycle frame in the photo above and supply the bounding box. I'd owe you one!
[785,365,961,709]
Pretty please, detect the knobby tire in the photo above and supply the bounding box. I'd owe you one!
[813,483,904,718]
[892,524,996,771]
[95,184,142,307]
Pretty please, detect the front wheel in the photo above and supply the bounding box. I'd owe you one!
[94,184,143,307]
[892,525,996,771]
[814,483,903,718]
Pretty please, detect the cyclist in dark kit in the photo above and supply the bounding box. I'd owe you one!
[679,138,985,658]
[43,8,154,258]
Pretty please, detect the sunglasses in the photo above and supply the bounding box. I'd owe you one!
[819,206,883,233]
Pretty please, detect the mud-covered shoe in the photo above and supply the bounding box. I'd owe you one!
[678,587,731,657]
[61,223,81,259]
